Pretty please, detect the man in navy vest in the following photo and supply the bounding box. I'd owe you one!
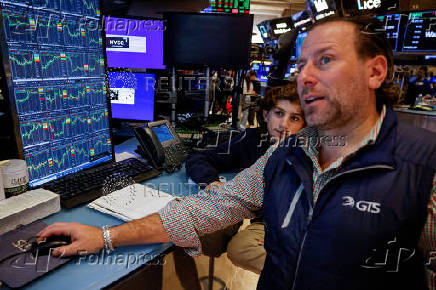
[39,16,436,289]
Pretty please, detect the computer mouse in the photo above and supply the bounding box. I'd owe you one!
[31,235,72,256]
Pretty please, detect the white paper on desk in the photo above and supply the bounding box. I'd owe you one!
[115,151,140,162]
[88,183,175,221]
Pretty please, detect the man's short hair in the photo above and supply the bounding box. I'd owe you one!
[307,16,398,109]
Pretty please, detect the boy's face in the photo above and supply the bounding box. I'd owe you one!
[263,99,304,142]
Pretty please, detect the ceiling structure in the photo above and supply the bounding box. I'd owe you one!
[102,0,309,44]
[251,0,306,17]
[250,0,308,43]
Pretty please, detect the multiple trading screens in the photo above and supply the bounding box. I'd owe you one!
[288,11,435,58]
[106,13,254,122]
[0,0,111,187]
[374,11,436,52]
[104,16,161,122]
[402,11,436,52]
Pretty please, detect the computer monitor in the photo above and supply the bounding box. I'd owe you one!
[163,12,253,67]
[108,72,155,121]
[104,16,165,69]
[251,60,272,82]
[374,13,407,52]
[0,0,111,187]
[402,11,436,52]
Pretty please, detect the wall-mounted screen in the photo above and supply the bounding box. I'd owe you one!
[164,12,253,67]
[307,0,337,21]
[402,11,436,52]
[291,10,313,32]
[374,13,407,51]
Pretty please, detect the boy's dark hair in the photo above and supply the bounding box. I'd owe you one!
[259,81,300,112]
[307,16,399,109]
[257,81,301,129]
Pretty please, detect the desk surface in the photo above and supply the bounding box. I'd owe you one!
[11,138,236,290]
[394,108,436,116]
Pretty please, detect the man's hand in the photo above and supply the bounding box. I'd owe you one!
[37,222,104,257]
[205,181,225,191]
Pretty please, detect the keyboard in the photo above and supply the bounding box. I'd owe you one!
[42,158,161,208]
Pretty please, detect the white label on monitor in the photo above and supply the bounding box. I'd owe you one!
[110,88,135,105]
[106,34,147,53]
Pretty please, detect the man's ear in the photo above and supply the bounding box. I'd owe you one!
[367,55,388,90]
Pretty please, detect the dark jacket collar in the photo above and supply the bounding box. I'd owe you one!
[284,106,398,180]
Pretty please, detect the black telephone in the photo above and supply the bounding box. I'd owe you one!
[134,120,188,173]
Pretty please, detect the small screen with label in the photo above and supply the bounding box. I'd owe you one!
[108,72,155,121]
[152,125,174,143]
[104,16,165,69]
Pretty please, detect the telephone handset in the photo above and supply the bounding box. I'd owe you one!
[134,120,188,173]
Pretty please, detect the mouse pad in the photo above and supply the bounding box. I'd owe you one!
[0,221,71,288]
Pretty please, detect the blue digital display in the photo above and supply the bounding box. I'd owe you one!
[152,124,174,143]
[251,61,271,82]
[295,31,307,60]
[0,0,111,187]
[108,72,155,121]
[375,14,405,52]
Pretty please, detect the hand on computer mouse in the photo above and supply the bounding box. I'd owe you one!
[31,235,72,256]
[37,222,104,257]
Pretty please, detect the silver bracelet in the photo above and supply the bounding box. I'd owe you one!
[102,225,115,254]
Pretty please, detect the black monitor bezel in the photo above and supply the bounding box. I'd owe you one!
[0,0,116,187]
[162,11,254,69]
[102,14,166,71]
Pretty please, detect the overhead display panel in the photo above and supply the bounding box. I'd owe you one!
[402,11,436,52]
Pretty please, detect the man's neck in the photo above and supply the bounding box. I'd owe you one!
[318,107,380,170]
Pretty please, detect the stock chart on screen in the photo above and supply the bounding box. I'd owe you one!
[402,11,436,52]
[0,0,110,187]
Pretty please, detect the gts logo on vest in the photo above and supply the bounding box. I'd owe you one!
[342,196,381,214]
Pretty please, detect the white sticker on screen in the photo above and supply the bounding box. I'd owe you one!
[110,88,135,105]
[106,35,147,53]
